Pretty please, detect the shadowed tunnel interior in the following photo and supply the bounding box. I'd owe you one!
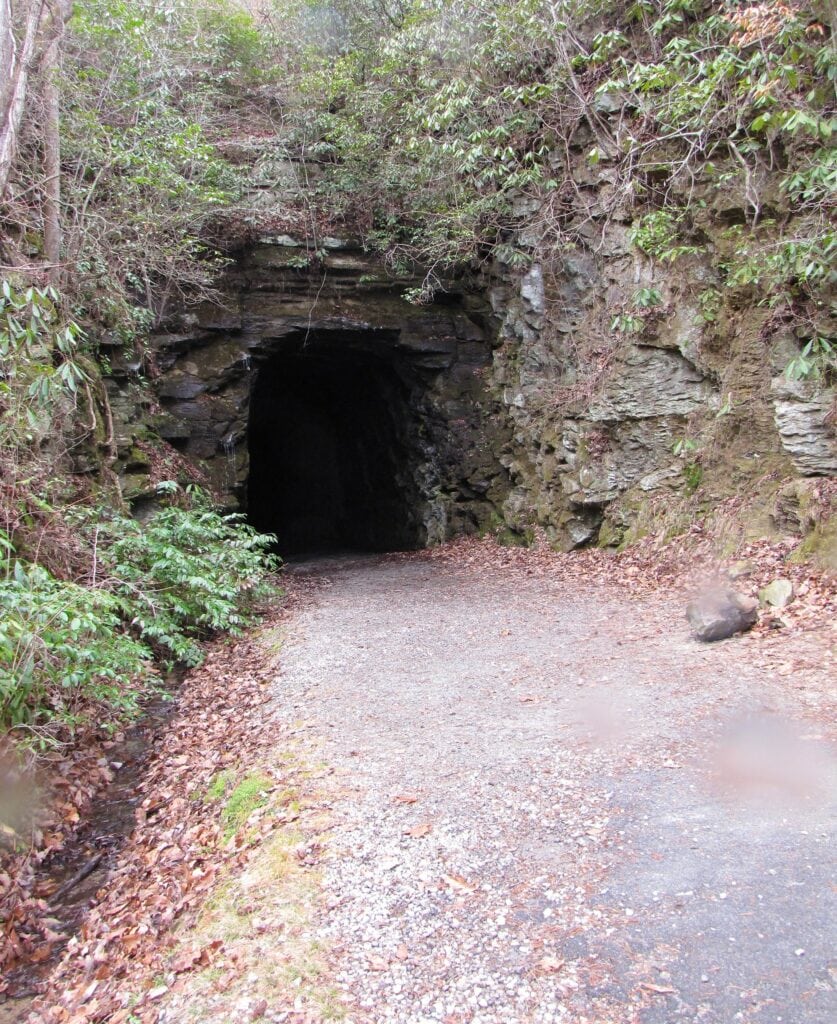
[246,335,424,556]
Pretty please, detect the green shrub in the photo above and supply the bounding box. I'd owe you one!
[0,547,153,738]
[0,486,279,743]
[0,281,87,449]
[76,486,280,666]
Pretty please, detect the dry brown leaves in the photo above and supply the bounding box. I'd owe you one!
[3,501,834,1019]
[403,822,433,839]
[5,575,320,1024]
[729,2,800,47]
[1,734,118,983]
[396,490,836,643]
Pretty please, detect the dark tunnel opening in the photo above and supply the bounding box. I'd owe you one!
[246,336,424,557]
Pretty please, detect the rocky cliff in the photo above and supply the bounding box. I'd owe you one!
[101,168,835,558]
[485,147,835,555]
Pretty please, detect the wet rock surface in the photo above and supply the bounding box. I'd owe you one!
[271,553,835,1024]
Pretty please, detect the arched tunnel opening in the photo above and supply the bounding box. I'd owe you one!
[246,332,425,557]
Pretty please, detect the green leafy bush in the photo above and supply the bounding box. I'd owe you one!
[0,281,87,448]
[0,544,153,738]
[269,0,834,377]
[0,487,279,742]
[77,487,280,666]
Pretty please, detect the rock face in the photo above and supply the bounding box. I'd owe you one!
[772,379,837,477]
[758,579,795,609]
[484,213,835,549]
[686,590,759,642]
[101,153,835,551]
[105,240,511,549]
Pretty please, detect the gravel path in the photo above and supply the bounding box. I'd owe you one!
[272,552,835,1024]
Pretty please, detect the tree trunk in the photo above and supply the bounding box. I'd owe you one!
[41,9,67,280]
[0,0,47,198]
[0,2,16,121]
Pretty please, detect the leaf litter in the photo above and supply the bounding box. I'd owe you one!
[1,519,834,1024]
[3,574,349,1023]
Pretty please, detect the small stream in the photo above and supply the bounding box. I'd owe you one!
[0,689,179,1021]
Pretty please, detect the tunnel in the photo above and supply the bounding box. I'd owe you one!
[246,332,424,556]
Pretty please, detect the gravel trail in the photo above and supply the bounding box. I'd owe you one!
[272,552,835,1024]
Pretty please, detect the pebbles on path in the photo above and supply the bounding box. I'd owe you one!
[272,553,835,1024]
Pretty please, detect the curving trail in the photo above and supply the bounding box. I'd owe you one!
[271,552,836,1024]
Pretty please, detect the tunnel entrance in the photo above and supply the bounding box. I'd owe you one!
[247,333,423,556]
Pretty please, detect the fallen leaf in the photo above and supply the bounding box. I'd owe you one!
[171,948,203,974]
[442,873,477,893]
[250,999,268,1020]
[639,982,676,995]
[539,955,565,973]
[404,822,432,838]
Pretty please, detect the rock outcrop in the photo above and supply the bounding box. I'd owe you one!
[101,163,835,554]
[104,239,511,547]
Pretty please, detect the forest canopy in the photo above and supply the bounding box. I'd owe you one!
[1,1,834,333]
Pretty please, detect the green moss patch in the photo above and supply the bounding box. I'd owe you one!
[220,773,273,839]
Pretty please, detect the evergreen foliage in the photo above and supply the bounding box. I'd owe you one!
[1,276,278,747]
[274,0,835,375]
[75,490,280,668]
[0,1,834,748]
[1,486,278,743]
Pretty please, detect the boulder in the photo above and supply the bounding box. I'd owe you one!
[727,560,755,580]
[758,578,795,609]
[686,589,759,642]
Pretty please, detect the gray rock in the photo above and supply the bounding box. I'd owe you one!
[772,379,837,476]
[257,233,302,247]
[592,89,622,115]
[559,418,687,505]
[511,195,540,217]
[727,560,755,580]
[157,374,205,400]
[588,348,709,421]
[520,264,545,314]
[758,578,795,609]
[686,589,759,642]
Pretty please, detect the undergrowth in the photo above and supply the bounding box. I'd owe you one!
[0,277,280,751]
[275,0,835,379]
[0,489,279,749]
